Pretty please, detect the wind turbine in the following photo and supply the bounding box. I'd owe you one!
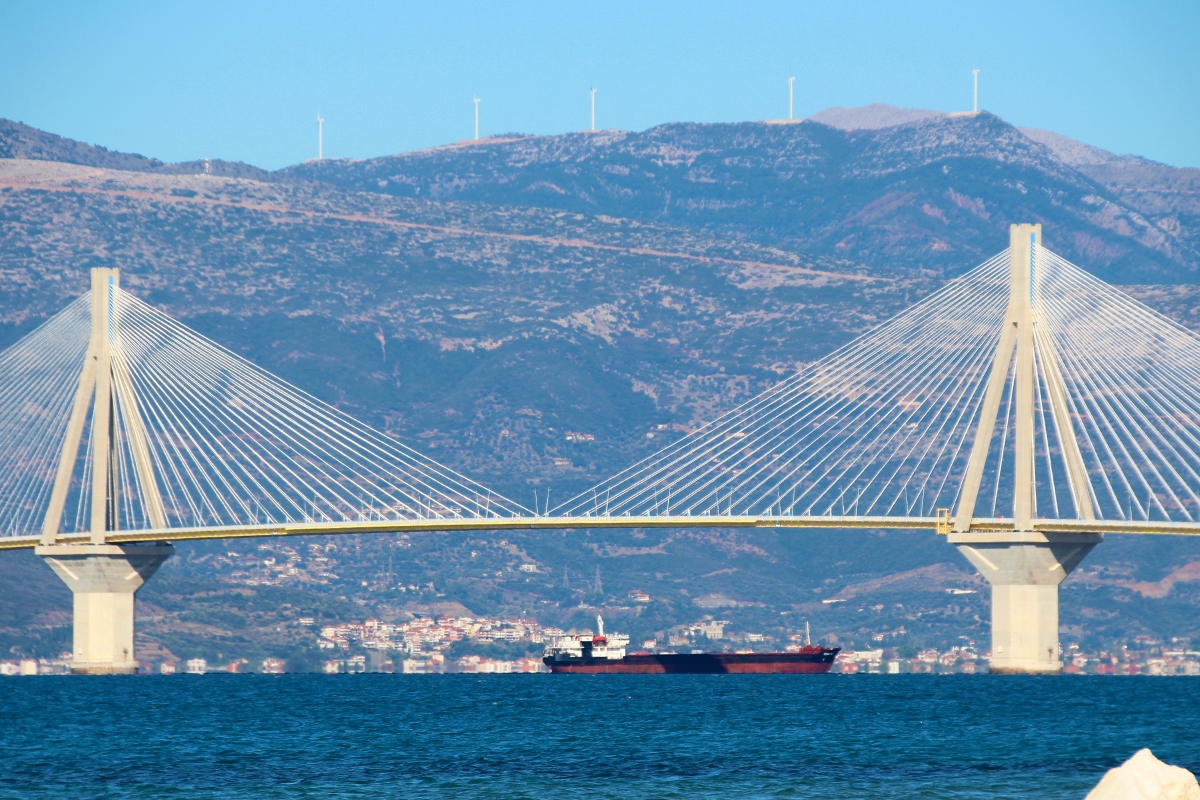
[788,76,795,120]
[972,69,980,113]
[317,112,324,160]
[473,96,480,140]
[590,87,596,131]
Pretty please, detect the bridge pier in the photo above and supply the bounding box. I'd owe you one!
[34,544,173,674]
[948,224,1103,674]
[949,531,1099,673]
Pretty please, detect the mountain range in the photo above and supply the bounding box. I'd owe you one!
[3,106,1200,666]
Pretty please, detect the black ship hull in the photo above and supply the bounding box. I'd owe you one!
[544,647,839,674]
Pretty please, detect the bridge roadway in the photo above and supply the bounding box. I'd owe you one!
[4,514,1196,551]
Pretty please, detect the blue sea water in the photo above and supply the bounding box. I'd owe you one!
[0,674,1195,799]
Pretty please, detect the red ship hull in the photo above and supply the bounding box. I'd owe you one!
[544,647,839,674]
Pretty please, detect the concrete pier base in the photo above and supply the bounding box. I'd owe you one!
[34,544,173,674]
[948,531,1100,674]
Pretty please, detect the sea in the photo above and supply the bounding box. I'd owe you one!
[0,674,1194,799]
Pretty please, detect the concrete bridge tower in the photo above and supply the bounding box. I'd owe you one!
[949,224,1102,674]
[34,268,172,674]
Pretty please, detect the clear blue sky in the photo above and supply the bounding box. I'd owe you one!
[2,1,1197,170]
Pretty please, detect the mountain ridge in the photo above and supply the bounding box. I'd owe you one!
[280,111,1197,281]
[4,106,1195,275]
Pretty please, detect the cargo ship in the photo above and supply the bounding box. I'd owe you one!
[543,616,839,674]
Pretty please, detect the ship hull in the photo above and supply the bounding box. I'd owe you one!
[544,649,838,674]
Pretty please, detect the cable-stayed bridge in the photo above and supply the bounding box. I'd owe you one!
[3,224,1200,674]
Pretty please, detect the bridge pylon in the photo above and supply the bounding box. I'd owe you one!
[33,268,172,674]
[948,224,1101,674]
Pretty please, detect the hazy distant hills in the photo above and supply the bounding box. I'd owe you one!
[0,118,272,180]
[3,106,1200,661]
[807,102,945,130]
[1022,125,1200,228]
[0,118,167,171]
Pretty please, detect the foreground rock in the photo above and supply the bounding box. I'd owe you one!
[1086,749,1200,800]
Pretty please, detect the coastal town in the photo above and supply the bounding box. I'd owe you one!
[5,613,1200,676]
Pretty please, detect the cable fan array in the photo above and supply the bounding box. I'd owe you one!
[0,289,528,538]
[0,297,93,537]
[556,252,1014,520]
[1038,250,1200,523]
[557,245,1200,525]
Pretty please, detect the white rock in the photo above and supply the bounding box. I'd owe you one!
[1086,749,1200,800]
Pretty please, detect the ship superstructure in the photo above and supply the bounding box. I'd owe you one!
[544,616,630,664]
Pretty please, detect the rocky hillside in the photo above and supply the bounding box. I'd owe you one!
[283,111,1199,282]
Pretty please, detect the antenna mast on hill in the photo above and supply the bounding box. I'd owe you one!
[204,153,211,175]
[590,87,596,131]
[317,112,324,160]
[972,69,980,113]
[788,76,795,120]
[473,96,480,140]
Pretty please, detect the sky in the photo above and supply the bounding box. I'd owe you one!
[1,1,1197,170]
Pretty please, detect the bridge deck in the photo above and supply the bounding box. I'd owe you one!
[5,516,1198,550]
